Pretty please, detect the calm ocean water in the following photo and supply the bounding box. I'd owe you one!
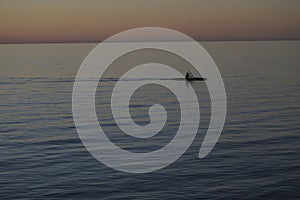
[0,41,299,199]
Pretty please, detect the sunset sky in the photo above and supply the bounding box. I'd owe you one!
[0,0,299,43]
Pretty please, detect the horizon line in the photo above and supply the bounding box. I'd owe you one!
[1,38,300,45]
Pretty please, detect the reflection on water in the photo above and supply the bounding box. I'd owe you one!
[0,42,299,199]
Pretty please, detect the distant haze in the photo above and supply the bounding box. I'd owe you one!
[0,0,299,43]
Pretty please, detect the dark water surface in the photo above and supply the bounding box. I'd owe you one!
[0,42,299,199]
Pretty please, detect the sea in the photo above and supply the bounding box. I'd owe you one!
[0,41,299,199]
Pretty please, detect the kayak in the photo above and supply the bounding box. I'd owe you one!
[186,77,206,81]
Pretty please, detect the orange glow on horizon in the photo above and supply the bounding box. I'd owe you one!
[0,0,299,43]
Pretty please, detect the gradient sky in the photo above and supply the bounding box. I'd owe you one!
[0,0,300,43]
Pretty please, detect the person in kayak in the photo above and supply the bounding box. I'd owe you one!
[185,71,193,79]
[185,72,190,79]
